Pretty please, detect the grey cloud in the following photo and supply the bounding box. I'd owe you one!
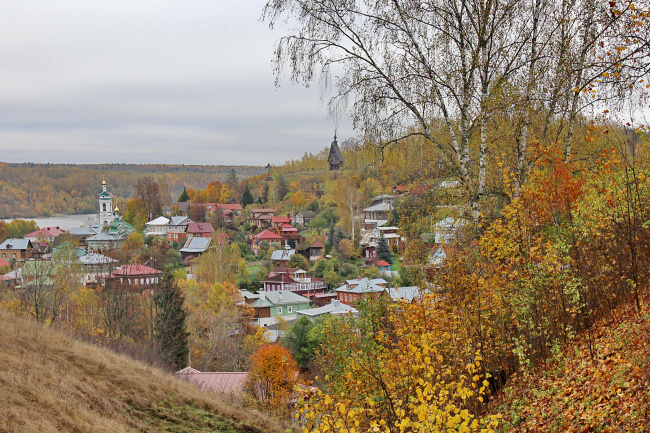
[0,0,353,165]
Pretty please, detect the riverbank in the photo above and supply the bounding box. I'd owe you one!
[0,214,95,231]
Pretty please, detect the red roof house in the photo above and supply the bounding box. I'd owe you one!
[186,222,214,238]
[254,229,283,241]
[24,226,68,242]
[110,264,163,287]
[271,216,292,228]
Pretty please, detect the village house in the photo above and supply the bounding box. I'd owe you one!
[204,203,234,226]
[110,264,163,289]
[294,210,315,226]
[270,216,292,229]
[214,203,243,217]
[79,253,118,285]
[69,225,103,246]
[0,239,36,262]
[299,240,325,261]
[271,246,296,267]
[250,229,283,254]
[261,268,327,295]
[180,237,212,266]
[246,208,275,228]
[86,221,135,251]
[20,259,55,288]
[363,202,392,229]
[166,216,193,242]
[24,226,67,243]
[144,216,170,236]
[335,277,388,306]
[186,222,214,238]
[241,290,310,327]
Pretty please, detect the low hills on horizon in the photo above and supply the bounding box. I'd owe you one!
[0,162,266,219]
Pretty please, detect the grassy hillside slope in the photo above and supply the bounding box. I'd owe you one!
[492,291,650,432]
[0,311,288,433]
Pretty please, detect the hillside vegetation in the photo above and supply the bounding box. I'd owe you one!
[493,291,650,432]
[0,162,263,218]
[0,310,289,433]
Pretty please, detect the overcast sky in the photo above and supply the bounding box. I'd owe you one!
[0,1,352,166]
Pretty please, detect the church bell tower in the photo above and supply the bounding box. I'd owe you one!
[99,179,114,226]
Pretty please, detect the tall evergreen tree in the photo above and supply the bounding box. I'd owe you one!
[153,271,189,371]
[376,232,392,264]
[328,221,336,247]
[241,183,254,207]
[178,187,190,202]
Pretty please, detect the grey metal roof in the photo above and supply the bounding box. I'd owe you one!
[180,237,212,253]
[86,232,121,242]
[363,202,393,212]
[338,278,386,294]
[0,239,32,250]
[297,300,358,317]
[385,286,421,302]
[70,226,103,236]
[345,277,387,286]
[145,216,170,226]
[79,253,117,265]
[251,290,309,308]
[169,216,192,226]
[270,249,295,261]
[3,268,22,279]
[296,210,316,218]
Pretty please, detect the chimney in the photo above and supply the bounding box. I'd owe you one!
[333,299,340,307]
[259,292,265,300]
[356,276,361,280]
[279,291,283,301]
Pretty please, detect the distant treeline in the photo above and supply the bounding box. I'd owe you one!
[0,162,264,218]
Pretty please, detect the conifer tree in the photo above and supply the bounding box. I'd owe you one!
[241,184,254,207]
[376,232,392,264]
[177,187,190,203]
[328,221,336,247]
[154,271,189,371]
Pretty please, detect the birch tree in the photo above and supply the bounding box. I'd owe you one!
[263,0,650,211]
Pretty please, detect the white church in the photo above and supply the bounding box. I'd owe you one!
[99,179,120,226]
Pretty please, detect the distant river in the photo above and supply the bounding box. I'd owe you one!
[0,214,95,231]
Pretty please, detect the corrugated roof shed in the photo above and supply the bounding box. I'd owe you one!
[180,237,212,253]
[270,249,295,261]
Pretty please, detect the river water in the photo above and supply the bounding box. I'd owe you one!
[0,214,96,231]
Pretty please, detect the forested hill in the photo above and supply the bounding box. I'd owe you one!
[0,162,264,219]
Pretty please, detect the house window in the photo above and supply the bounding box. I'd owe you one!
[1,253,5,258]
[13,253,16,258]
[277,307,283,315]
[288,306,293,313]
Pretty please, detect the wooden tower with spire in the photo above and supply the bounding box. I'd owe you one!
[327,131,344,171]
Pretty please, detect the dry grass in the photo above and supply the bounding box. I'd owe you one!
[0,310,291,433]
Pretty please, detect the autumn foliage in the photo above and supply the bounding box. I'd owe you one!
[246,343,298,417]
